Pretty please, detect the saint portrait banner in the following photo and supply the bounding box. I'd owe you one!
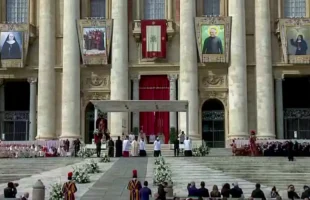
[278,18,310,64]
[141,20,167,59]
[77,19,113,65]
[0,24,29,68]
[195,17,231,63]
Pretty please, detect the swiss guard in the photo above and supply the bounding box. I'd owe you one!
[127,169,142,200]
[62,172,77,200]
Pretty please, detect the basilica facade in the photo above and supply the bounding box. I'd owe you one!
[0,0,309,147]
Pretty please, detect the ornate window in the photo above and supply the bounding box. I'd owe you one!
[90,0,106,18]
[203,0,221,16]
[6,0,28,23]
[284,0,306,17]
[144,0,165,19]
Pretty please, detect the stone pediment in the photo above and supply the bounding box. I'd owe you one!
[77,18,113,65]
[276,18,310,64]
[0,24,30,68]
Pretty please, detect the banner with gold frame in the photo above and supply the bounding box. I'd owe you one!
[278,18,310,64]
[0,24,29,68]
[77,19,113,65]
[195,17,231,63]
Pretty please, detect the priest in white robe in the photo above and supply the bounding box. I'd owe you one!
[154,137,161,157]
[139,138,146,157]
[131,137,139,157]
[184,137,192,157]
[122,136,131,157]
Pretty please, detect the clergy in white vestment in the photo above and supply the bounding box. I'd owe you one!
[122,136,131,157]
[153,137,161,157]
[139,138,146,157]
[129,133,135,142]
[131,137,139,157]
[184,137,192,157]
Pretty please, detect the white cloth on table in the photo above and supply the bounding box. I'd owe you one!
[154,140,161,151]
[184,139,192,151]
[122,140,131,152]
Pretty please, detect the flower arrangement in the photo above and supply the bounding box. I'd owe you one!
[154,156,165,165]
[49,182,64,200]
[153,156,172,185]
[72,166,90,183]
[77,147,95,158]
[192,143,209,157]
[84,159,100,174]
[100,153,110,163]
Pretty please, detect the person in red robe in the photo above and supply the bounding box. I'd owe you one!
[127,170,142,200]
[231,139,237,156]
[249,130,258,156]
[94,129,103,157]
[62,172,77,200]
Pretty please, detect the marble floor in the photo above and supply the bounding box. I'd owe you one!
[0,157,117,200]
[146,156,310,198]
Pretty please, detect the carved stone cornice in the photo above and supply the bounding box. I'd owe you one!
[27,77,37,84]
[200,91,228,107]
[130,74,141,81]
[201,75,225,87]
[85,92,110,101]
[167,74,178,81]
[84,75,109,89]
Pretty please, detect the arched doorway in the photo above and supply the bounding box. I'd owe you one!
[84,102,108,144]
[201,99,225,148]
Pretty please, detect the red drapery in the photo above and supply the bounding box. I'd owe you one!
[139,75,170,143]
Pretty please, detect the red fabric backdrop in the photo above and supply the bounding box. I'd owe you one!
[139,75,170,143]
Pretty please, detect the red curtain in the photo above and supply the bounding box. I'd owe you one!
[139,75,170,143]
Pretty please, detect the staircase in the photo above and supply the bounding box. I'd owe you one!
[85,144,233,157]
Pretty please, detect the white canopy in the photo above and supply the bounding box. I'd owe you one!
[91,100,188,112]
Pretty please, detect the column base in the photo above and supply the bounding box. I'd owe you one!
[257,135,276,140]
[36,135,56,140]
[59,135,81,139]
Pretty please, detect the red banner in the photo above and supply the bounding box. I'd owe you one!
[141,20,167,59]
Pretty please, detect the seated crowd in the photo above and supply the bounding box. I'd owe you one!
[234,141,310,157]
[184,182,310,200]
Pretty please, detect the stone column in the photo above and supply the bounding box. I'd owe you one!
[275,78,284,139]
[136,0,140,19]
[37,0,56,140]
[228,0,248,138]
[132,75,140,132]
[179,0,199,139]
[60,0,80,139]
[29,0,36,25]
[94,108,98,130]
[167,0,173,19]
[255,0,275,139]
[168,74,177,129]
[28,78,37,141]
[110,0,129,138]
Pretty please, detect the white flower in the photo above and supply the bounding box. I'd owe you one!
[100,154,110,163]
[73,166,90,183]
[49,183,64,200]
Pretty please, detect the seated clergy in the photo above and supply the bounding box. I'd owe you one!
[184,137,192,157]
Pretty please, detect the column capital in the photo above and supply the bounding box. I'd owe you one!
[130,74,140,81]
[168,74,178,81]
[27,77,38,84]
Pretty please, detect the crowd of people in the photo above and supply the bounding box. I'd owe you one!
[126,169,310,200]
[231,131,310,159]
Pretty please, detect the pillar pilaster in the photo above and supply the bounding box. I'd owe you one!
[28,77,37,141]
[179,0,199,139]
[228,0,248,139]
[37,0,56,140]
[275,78,284,139]
[131,75,140,132]
[255,0,275,139]
[168,74,177,130]
[110,0,129,138]
[60,0,81,139]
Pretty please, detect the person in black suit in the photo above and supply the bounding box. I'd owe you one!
[4,182,17,198]
[198,181,209,197]
[288,141,294,161]
[174,138,179,157]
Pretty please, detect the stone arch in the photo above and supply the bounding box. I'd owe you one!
[84,102,95,144]
[201,98,225,147]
